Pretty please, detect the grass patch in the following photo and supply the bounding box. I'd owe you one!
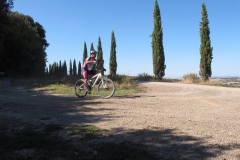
[223,83,240,88]
[67,124,108,139]
[10,76,141,97]
[8,75,184,97]
[45,83,75,95]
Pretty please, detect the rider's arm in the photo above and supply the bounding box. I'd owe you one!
[85,60,98,64]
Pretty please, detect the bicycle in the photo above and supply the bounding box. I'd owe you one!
[74,68,116,99]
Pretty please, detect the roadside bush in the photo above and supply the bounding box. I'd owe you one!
[113,74,136,89]
[182,73,200,84]
[137,73,153,81]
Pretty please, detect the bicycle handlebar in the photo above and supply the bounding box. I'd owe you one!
[96,61,106,72]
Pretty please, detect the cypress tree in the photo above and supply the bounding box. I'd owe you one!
[55,62,59,77]
[52,62,56,76]
[109,31,117,78]
[59,60,62,76]
[152,0,165,80]
[199,3,213,81]
[78,61,81,76]
[97,36,104,69]
[63,60,67,76]
[83,42,87,64]
[90,43,94,52]
[73,59,77,76]
[69,59,72,75]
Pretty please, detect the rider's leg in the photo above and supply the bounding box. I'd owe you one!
[83,71,90,93]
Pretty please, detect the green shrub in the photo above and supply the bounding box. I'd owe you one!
[137,73,153,81]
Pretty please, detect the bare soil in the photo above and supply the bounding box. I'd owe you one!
[0,79,240,159]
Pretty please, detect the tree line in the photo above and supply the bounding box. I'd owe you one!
[46,31,118,79]
[46,59,81,77]
[1,0,212,81]
[0,0,49,77]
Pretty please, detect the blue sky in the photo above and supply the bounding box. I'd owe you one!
[12,0,240,78]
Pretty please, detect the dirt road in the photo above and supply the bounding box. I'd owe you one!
[0,80,240,159]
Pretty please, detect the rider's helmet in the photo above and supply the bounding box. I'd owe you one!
[90,50,97,55]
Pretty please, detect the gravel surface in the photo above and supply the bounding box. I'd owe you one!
[0,80,240,159]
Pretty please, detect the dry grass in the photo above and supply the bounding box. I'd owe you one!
[199,80,223,86]
[181,78,223,86]
[182,73,200,84]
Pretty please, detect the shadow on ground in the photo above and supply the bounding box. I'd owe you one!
[90,128,240,159]
[0,84,239,159]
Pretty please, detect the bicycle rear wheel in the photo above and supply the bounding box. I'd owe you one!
[97,78,115,98]
[75,79,87,98]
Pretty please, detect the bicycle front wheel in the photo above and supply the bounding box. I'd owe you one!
[75,79,87,98]
[97,78,115,99]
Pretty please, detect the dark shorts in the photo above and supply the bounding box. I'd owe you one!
[82,70,97,79]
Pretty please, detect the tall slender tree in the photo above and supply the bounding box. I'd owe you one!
[78,61,81,76]
[63,60,67,76]
[199,3,213,81]
[83,42,87,64]
[90,42,94,52]
[151,0,165,80]
[97,36,104,69]
[69,59,72,75]
[73,59,77,76]
[109,31,117,78]
[58,60,63,77]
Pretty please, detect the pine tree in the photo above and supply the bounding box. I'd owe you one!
[83,42,87,64]
[97,36,104,69]
[69,59,72,75]
[78,61,81,76]
[73,59,77,76]
[109,31,117,78]
[152,0,165,80]
[199,3,213,81]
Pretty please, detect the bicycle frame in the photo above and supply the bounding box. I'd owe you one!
[89,70,104,88]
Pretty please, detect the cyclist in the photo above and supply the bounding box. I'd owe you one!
[82,50,98,93]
